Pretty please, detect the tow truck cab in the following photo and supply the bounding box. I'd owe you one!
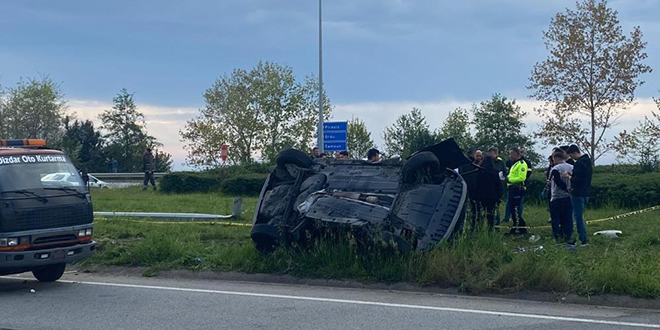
[0,140,95,282]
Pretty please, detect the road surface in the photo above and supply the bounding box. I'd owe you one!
[1,272,658,330]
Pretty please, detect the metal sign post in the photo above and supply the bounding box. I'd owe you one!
[318,0,325,153]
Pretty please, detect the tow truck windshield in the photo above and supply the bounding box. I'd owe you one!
[0,155,85,193]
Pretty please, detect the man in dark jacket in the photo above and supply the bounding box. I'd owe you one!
[487,148,507,225]
[563,145,592,246]
[476,156,503,230]
[143,148,156,191]
[459,148,482,224]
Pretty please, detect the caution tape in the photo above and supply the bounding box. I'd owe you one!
[494,204,660,230]
[95,217,253,227]
[95,204,660,231]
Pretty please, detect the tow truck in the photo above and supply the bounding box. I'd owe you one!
[0,139,95,282]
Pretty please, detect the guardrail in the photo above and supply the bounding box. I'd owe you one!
[90,172,168,180]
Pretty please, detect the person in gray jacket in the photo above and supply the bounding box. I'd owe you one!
[549,152,573,242]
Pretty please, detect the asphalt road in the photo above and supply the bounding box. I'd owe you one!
[1,272,659,330]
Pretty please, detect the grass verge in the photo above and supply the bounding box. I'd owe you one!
[84,187,660,298]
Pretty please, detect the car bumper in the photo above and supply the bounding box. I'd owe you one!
[0,241,96,270]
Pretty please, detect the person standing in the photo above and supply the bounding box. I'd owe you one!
[549,152,573,242]
[488,148,507,225]
[143,148,156,191]
[110,157,118,173]
[563,145,592,246]
[461,148,483,225]
[503,147,532,223]
[476,156,504,230]
[367,148,381,163]
[311,147,321,159]
[506,147,528,234]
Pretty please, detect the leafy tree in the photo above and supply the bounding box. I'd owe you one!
[57,117,107,172]
[473,94,540,165]
[436,107,474,151]
[347,117,375,159]
[154,150,174,173]
[614,117,660,172]
[528,0,652,164]
[2,77,67,143]
[181,62,330,167]
[99,88,165,172]
[383,108,438,158]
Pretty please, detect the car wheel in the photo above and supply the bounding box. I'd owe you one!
[401,151,441,184]
[276,149,313,169]
[32,263,66,282]
[251,224,281,253]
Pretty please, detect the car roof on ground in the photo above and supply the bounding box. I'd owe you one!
[0,148,65,156]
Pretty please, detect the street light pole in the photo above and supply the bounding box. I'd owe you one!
[318,0,324,153]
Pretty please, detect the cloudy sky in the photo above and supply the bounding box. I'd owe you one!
[1,0,659,168]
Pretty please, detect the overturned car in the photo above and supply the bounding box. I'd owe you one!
[251,139,472,253]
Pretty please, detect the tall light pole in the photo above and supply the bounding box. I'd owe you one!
[317,0,325,153]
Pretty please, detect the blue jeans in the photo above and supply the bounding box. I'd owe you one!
[503,194,524,223]
[571,196,588,244]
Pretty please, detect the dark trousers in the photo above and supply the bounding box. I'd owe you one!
[508,186,527,233]
[481,199,498,230]
[469,198,481,229]
[550,197,573,242]
[144,171,156,187]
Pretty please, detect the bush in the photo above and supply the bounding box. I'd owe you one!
[220,174,268,196]
[160,172,221,194]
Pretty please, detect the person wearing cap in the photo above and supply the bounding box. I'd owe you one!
[505,147,528,234]
[562,144,592,246]
[488,147,508,225]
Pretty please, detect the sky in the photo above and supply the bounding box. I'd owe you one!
[1,0,659,169]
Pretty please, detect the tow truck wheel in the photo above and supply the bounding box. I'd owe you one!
[32,263,66,282]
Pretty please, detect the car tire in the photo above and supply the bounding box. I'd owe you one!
[276,149,313,169]
[251,224,280,253]
[401,151,441,184]
[32,263,66,282]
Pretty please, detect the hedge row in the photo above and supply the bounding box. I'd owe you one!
[160,169,268,195]
[524,171,660,209]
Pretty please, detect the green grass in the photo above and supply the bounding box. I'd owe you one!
[84,187,660,298]
[92,186,258,219]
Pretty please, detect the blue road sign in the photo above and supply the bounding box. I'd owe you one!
[322,121,348,151]
[324,132,347,141]
[324,122,347,131]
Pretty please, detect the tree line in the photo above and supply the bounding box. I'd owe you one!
[0,79,172,173]
[180,0,659,170]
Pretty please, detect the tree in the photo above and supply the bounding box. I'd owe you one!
[181,62,330,167]
[57,116,107,172]
[436,107,474,151]
[99,88,162,172]
[347,117,375,159]
[383,108,437,158]
[614,117,660,172]
[529,0,652,164]
[473,94,540,165]
[154,150,174,173]
[2,77,67,142]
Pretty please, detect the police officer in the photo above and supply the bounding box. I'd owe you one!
[506,147,528,234]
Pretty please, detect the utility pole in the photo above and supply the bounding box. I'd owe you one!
[317,0,324,153]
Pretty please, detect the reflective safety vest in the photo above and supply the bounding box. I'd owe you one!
[507,159,528,187]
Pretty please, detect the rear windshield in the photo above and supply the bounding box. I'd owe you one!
[0,154,84,191]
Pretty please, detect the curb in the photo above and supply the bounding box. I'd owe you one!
[77,266,660,311]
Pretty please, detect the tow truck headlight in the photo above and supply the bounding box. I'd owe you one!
[78,229,93,237]
[0,238,19,246]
